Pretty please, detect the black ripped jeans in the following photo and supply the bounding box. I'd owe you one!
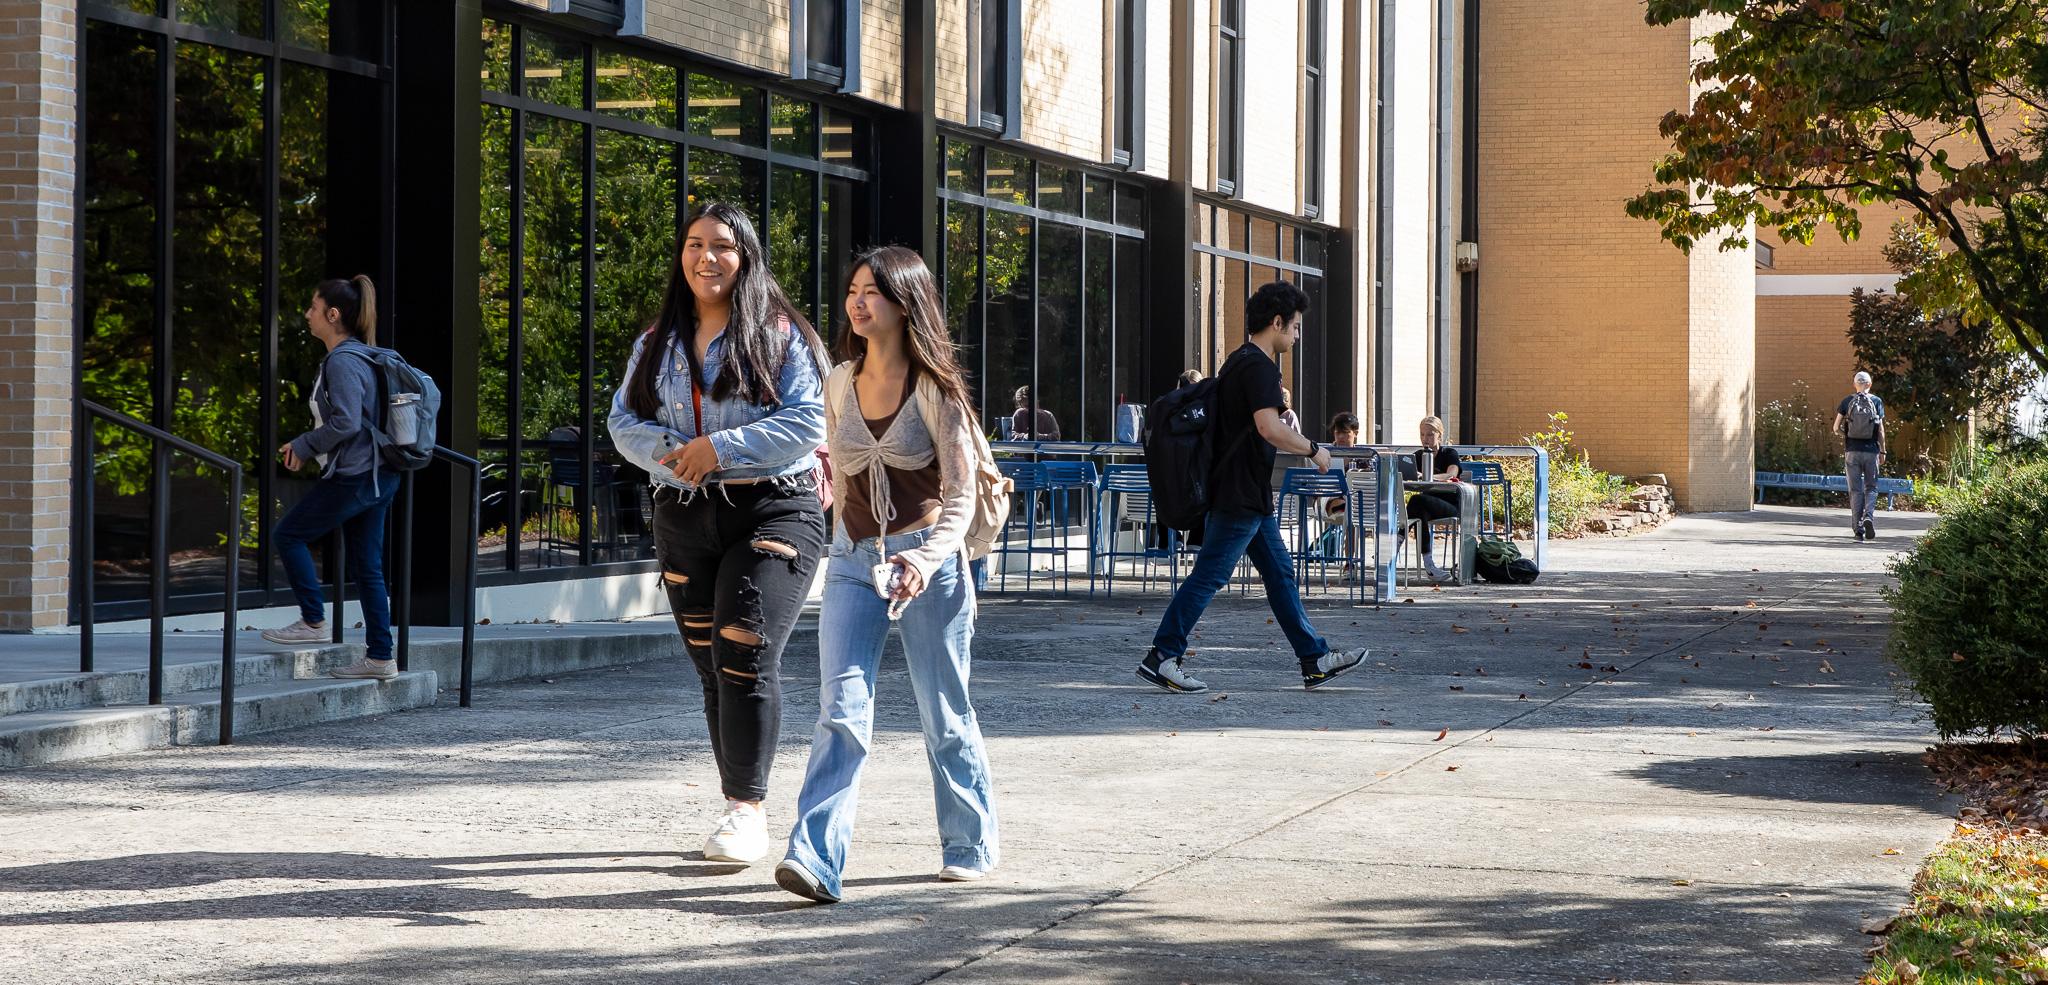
[653,476,826,803]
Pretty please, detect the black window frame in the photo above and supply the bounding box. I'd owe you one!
[935,134,1149,444]
[1193,197,1332,429]
[972,0,1020,138]
[1112,0,1145,169]
[73,0,398,623]
[473,12,875,586]
[790,0,860,94]
[1303,0,1325,218]
[1215,0,1245,196]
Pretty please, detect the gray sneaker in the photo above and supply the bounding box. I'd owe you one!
[260,619,328,646]
[329,658,398,681]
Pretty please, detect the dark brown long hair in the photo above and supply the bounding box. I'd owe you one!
[626,202,826,418]
[833,246,974,410]
[316,275,377,346]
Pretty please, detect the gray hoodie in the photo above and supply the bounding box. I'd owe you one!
[290,339,381,478]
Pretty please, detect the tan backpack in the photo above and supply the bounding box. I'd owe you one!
[824,364,1013,561]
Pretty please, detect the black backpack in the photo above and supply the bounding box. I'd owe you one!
[1142,360,1250,530]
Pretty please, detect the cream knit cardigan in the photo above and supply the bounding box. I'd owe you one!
[824,360,979,584]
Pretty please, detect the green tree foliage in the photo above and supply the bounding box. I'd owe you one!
[1627,0,2048,374]
[1847,229,2037,450]
[1885,461,2048,738]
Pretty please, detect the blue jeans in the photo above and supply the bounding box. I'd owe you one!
[1152,508,1329,663]
[273,472,400,659]
[784,525,1000,898]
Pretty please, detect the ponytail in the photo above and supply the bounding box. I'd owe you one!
[316,275,378,347]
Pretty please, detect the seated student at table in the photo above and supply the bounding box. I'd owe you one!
[1406,415,1460,581]
[1009,386,1061,441]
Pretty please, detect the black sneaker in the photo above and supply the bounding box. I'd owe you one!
[1854,526,1866,542]
[1136,648,1209,693]
[1862,520,1876,540]
[1302,647,1369,690]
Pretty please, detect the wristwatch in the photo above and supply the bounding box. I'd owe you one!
[1306,440,1321,458]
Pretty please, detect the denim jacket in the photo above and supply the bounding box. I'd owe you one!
[606,321,825,491]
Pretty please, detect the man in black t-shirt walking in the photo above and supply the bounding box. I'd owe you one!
[1136,282,1371,693]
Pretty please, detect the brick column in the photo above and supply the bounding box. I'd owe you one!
[0,1,77,631]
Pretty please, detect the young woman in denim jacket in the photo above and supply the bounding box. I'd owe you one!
[773,246,999,903]
[607,202,829,863]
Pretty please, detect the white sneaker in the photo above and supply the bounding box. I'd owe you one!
[1136,649,1209,693]
[261,619,327,646]
[702,801,769,862]
[938,864,990,882]
[1303,646,1369,691]
[1423,560,1455,582]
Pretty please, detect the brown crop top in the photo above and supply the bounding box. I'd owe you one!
[841,367,944,541]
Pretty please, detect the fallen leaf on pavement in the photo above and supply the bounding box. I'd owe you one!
[1208,693,1229,703]
[1861,914,1897,934]
[1433,728,1448,741]
[1451,625,1469,634]
[1671,879,1693,887]
[1819,659,1835,673]
[1377,719,1394,727]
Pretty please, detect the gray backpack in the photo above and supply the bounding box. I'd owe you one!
[338,346,442,471]
[1845,393,1881,441]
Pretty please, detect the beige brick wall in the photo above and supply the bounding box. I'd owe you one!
[0,0,76,630]
[1758,295,1859,408]
[857,0,906,109]
[632,0,788,75]
[1020,0,1107,160]
[936,0,969,121]
[1476,0,1721,507]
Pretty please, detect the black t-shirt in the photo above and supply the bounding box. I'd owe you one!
[1210,343,1287,515]
[1415,444,1460,481]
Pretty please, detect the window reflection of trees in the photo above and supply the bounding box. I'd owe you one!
[476,19,870,574]
[78,3,389,614]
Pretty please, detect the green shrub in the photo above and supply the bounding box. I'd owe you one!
[1490,413,1633,535]
[1885,461,2048,738]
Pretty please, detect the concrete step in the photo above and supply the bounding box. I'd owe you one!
[0,645,360,718]
[0,621,714,770]
[0,672,438,769]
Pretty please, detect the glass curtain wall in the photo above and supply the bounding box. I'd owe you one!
[1193,201,1333,435]
[77,0,391,619]
[477,16,871,578]
[939,138,1147,444]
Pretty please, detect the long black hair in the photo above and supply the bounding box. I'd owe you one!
[626,201,826,418]
[833,245,974,410]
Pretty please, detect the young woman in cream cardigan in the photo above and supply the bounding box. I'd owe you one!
[774,246,999,904]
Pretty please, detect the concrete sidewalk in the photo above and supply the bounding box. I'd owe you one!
[0,506,1950,984]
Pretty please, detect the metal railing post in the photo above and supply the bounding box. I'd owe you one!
[395,471,414,672]
[220,468,242,745]
[149,439,169,705]
[80,421,95,674]
[327,531,346,644]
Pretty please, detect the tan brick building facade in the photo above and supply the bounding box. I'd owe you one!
[1474,0,1756,510]
[0,0,76,631]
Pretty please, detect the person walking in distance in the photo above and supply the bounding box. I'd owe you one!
[775,247,1000,904]
[263,276,404,681]
[1833,370,1887,541]
[607,201,830,863]
[1136,281,1371,693]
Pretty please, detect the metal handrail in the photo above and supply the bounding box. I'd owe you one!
[393,447,482,707]
[78,399,244,745]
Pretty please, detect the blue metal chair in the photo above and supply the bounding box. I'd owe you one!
[1341,463,1386,602]
[1460,460,1511,538]
[1042,460,1100,594]
[1095,464,1179,595]
[1277,467,1350,590]
[988,461,1065,593]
